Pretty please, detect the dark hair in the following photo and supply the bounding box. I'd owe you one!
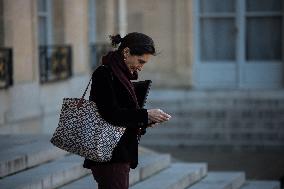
[109,32,156,56]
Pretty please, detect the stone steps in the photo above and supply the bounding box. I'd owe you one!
[0,135,173,189]
[146,108,284,121]
[59,162,207,189]
[59,153,171,189]
[0,154,89,189]
[130,163,207,189]
[142,127,283,146]
[141,129,284,149]
[142,90,284,150]
[0,135,68,177]
[154,117,284,125]
[240,181,280,189]
[146,126,283,136]
[187,172,245,189]
[151,120,284,133]
[147,90,284,101]
[147,90,284,114]
[147,101,284,110]
[147,97,284,106]
[0,135,281,189]
[141,138,284,149]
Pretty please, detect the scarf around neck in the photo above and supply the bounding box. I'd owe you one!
[101,51,139,109]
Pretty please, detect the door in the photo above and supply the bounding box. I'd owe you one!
[193,0,283,89]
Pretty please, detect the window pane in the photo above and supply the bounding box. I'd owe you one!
[200,0,235,13]
[37,0,47,12]
[201,18,236,61]
[0,0,3,46]
[246,0,282,12]
[246,17,282,61]
[38,17,47,45]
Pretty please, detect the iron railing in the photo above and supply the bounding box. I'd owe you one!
[39,45,72,83]
[90,43,112,70]
[0,48,13,89]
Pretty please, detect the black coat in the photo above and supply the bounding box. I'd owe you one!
[83,65,148,169]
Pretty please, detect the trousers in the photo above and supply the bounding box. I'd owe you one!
[91,163,130,189]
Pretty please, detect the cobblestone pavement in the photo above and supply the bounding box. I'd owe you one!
[144,145,284,188]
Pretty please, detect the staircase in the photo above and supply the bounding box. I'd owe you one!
[0,135,280,189]
[141,90,284,150]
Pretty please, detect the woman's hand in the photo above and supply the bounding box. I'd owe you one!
[147,123,158,128]
[147,109,171,124]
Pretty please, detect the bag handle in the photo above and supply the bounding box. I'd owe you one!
[82,77,92,99]
[77,65,109,108]
[77,77,92,108]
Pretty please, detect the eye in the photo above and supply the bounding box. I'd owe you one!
[138,60,146,64]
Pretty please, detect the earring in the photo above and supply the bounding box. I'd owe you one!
[124,56,127,63]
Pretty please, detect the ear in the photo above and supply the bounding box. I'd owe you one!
[123,47,130,56]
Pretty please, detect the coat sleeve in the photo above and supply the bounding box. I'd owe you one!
[89,66,148,129]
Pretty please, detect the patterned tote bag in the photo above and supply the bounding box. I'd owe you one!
[50,77,126,162]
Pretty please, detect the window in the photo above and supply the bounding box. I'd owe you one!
[0,1,13,89]
[90,43,112,70]
[39,45,72,83]
[195,0,283,88]
[0,0,3,46]
[246,0,282,61]
[88,0,112,70]
[199,0,237,61]
[37,0,52,45]
[38,0,72,83]
[198,0,283,62]
[0,48,13,89]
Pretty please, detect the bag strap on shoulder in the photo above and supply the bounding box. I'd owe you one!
[80,65,112,100]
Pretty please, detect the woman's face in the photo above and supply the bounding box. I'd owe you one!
[123,48,152,74]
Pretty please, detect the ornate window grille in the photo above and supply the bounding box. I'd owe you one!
[39,45,72,83]
[0,48,13,89]
[90,43,112,70]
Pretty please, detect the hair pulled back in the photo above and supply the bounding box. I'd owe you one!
[109,32,156,56]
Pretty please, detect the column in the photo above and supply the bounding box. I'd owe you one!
[64,0,89,75]
[4,0,38,83]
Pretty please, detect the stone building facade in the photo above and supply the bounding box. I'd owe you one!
[0,0,283,150]
[0,0,91,133]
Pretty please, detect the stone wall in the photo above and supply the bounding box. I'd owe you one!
[127,0,194,88]
[0,0,91,134]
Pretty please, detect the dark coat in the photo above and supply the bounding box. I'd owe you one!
[83,65,148,169]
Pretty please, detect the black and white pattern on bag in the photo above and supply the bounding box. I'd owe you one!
[50,98,126,162]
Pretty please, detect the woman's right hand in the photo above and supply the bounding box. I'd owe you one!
[147,109,171,124]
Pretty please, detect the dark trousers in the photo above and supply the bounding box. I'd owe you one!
[91,163,130,189]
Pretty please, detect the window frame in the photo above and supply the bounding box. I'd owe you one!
[37,0,53,45]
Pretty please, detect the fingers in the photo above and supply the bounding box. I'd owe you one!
[157,109,171,122]
[147,109,172,123]
[161,110,171,119]
[147,123,158,128]
[155,113,169,122]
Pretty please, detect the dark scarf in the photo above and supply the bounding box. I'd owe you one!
[102,51,145,139]
[102,51,140,109]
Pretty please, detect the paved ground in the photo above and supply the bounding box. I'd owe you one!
[143,145,284,188]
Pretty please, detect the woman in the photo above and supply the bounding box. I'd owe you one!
[83,32,171,189]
